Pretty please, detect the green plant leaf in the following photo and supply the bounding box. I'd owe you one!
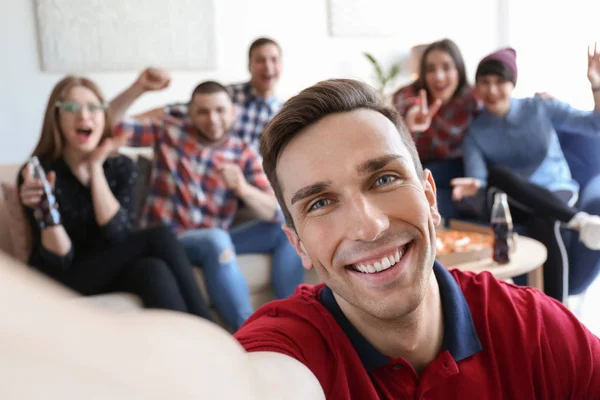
[388,64,401,80]
[363,52,385,85]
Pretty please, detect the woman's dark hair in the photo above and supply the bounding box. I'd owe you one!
[475,59,516,85]
[411,38,468,99]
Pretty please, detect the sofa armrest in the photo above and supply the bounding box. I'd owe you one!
[558,130,600,189]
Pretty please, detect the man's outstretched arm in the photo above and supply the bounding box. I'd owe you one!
[0,252,324,399]
[109,67,171,124]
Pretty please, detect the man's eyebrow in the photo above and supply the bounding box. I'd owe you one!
[290,181,332,205]
[356,154,406,175]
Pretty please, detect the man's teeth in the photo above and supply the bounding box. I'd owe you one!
[352,246,406,274]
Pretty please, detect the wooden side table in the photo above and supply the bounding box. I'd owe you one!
[451,235,548,291]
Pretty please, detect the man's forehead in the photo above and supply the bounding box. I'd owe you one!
[277,109,411,195]
[252,44,280,58]
[191,92,232,107]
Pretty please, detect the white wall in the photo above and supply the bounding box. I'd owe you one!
[1,0,504,163]
[507,0,600,109]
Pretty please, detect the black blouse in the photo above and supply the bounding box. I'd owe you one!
[19,155,138,270]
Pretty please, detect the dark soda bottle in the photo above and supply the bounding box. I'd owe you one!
[28,156,61,228]
[490,192,513,264]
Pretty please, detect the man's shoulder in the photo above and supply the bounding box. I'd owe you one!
[235,284,353,398]
[164,103,189,119]
[234,284,335,354]
[450,267,545,311]
[236,284,329,330]
[451,267,600,391]
[450,267,591,345]
[227,81,248,91]
[227,82,250,101]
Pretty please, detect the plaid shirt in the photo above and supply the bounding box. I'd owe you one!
[114,110,278,234]
[227,81,283,151]
[393,85,480,162]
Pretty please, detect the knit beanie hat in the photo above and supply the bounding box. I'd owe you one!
[476,47,518,85]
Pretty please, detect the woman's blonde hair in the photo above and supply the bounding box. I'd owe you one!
[31,76,114,161]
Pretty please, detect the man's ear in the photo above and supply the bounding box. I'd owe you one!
[282,224,314,270]
[423,169,441,227]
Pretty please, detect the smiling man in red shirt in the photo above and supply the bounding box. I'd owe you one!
[233,79,600,399]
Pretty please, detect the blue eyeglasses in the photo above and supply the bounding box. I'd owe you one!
[56,101,109,114]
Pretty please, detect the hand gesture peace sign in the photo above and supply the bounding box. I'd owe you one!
[404,89,442,132]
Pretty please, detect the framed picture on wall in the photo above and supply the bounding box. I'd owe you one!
[327,0,402,37]
[34,0,217,72]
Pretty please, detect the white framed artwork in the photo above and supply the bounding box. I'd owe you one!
[327,0,403,37]
[34,0,217,72]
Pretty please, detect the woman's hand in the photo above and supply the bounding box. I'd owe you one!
[88,133,132,169]
[404,89,442,132]
[450,177,482,201]
[19,164,56,208]
[134,67,172,92]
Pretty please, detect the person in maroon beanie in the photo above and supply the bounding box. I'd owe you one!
[452,44,600,303]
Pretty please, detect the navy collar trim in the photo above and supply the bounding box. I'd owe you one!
[320,261,482,371]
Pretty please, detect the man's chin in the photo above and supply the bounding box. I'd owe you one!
[193,129,226,143]
[356,291,421,321]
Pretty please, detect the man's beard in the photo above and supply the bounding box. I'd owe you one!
[191,125,229,145]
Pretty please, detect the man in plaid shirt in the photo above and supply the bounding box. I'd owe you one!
[111,74,304,331]
[151,38,283,153]
[228,37,283,151]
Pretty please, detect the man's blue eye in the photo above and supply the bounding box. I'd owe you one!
[309,199,329,211]
[375,175,397,186]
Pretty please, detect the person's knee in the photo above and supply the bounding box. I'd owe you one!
[218,247,235,263]
[182,228,236,263]
[208,229,236,264]
[136,258,172,279]
[201,228,234,251]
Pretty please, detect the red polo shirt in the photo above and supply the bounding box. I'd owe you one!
[235,262,600,399]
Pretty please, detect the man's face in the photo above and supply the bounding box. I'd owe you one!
[249,44,282,96]
[475,74,514,116]
[188,92,236,142]
[278,109,441,320]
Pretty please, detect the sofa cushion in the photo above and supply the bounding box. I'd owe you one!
[558,130,600,189]
[1,183,32,263]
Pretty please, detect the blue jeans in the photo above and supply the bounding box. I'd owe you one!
[178,220,305,331]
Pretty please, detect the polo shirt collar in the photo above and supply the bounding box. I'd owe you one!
[320,261,482,371]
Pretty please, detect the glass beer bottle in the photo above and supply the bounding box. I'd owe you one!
[490,192,513,264]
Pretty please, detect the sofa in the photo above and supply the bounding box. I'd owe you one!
[0,148,320,328]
